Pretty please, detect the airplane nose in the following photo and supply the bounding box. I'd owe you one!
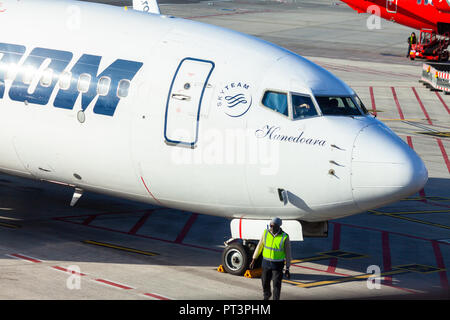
[351,124,428,211]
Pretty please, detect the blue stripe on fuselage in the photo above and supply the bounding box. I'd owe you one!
[0,42,143,116]
[0,43,26,99]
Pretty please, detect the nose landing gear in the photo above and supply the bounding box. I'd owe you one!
[221,240,260,276]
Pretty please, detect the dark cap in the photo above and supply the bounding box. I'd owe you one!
[271,217,282,226]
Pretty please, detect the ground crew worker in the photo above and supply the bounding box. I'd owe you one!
[249,217,292,300]
[407,32,417,58]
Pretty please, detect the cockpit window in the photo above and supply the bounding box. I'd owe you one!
[262,91,289,117]
[354,95,369,114]
[292,94,318,119]
[315,96,362,116]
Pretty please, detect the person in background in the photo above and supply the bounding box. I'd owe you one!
[407,32,417,58]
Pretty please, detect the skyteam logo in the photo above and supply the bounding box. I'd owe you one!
[217,82,252,118]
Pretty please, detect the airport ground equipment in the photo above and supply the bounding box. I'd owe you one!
[410,30,450,62]
[420,62,450,94]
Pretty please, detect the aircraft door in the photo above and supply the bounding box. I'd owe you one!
[386,0,397,13]
[164,58,214,148]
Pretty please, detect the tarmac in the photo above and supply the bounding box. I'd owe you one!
[0,0,449,300]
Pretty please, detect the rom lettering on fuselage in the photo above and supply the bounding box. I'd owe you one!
[255,125,327,147]
[0,42,143,116]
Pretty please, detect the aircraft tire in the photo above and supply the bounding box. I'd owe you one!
[222,242,249,276]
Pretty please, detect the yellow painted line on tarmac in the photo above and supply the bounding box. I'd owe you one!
[384,214,450,230]
[291,250,367,265]
[370,209,450,215]
[370,211,450,230]
[82,240,159,256]
[291,256,326,264]
[284,263,444,289]
[319,250,368,260]
[283,279,304,286]
[284,270,407,289]
[397,209,450,215]
[403,196,450,202]
[394,264,445,274]
[297,270,406,288]
[0,221,21,229]
[416,131,450,138]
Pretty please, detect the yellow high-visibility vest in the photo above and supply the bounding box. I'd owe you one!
[262,229,287,262]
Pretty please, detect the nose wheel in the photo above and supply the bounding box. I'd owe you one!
[221,241,259,276]
[222,242,248,275]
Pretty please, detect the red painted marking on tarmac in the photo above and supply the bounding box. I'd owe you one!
[327,223,341,273]
[406,136,426,201]
[431,240,449,291]
[8,253,42,263]
[435,92,450,114]
[437,139,450,175]
[424,200,450,209]
[128,211,153,235]
[175,213,199,244]
[418,189,427,202]
[82,215,97,226]
[406,136,450,207]
[406,136,414,149]
[51,266,86,277]
[403,109,449,206]
[54,209,154,221]
[143,292,171,300]
[330,221,450,246]
[412,87,432,125]
[369,86,377,116]
[141,177,163,206]
[94,279,133,290]
[56,212,221,253]
[381,232,392,286]
[391,87,405,120]
[291,264,348,276]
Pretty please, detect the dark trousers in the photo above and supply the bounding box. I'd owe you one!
[261,259,284,300]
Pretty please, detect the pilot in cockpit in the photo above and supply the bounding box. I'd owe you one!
[320,98,338,115]
[292,94,318,119]
[328,98,339,112]
[293,102,311,118]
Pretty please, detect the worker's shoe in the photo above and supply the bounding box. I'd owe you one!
[263,292,272,300]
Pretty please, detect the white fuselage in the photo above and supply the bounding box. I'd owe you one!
[0,0,427,223]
